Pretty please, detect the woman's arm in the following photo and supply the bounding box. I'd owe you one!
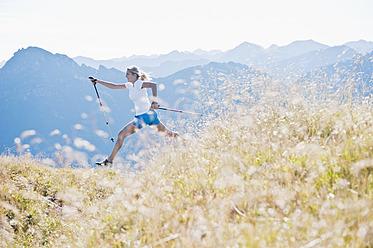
[142,82,159,108]
[90,78,127,89]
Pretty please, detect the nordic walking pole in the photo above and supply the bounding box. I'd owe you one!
[158,107,207,117]
[89,77,114,142]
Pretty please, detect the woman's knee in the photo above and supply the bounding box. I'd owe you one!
[117,130,128,141]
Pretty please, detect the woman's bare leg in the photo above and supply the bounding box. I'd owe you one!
[108,122,138,161]
[156,122,180,138]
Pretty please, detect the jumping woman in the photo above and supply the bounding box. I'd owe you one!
[90,65,180,166]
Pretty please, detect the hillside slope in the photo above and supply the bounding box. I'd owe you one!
[1,89,373,247]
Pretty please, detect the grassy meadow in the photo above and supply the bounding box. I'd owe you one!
[1,71,373,247]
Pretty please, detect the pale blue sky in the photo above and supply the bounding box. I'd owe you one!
[1,0,372,61]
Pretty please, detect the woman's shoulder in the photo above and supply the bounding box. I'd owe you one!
[141,81,156,88]
[135,79,146,89]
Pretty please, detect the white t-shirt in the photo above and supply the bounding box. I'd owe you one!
[125,79,151,116]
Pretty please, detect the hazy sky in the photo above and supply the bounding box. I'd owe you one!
[1,0,373,61]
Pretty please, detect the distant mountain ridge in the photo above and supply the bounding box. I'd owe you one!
[274,45,358,74]
[0,60,5,69]
[344,40,373,53]
[73,40,372,77]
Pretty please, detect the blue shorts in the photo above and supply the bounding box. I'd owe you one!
[132,110,161,129]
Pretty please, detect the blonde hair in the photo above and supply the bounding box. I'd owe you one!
[127,65,150,81]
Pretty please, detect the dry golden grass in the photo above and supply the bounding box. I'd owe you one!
[1,74,373,247]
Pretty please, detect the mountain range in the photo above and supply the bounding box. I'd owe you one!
[1,40,373,165]
[73,40,373,77]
